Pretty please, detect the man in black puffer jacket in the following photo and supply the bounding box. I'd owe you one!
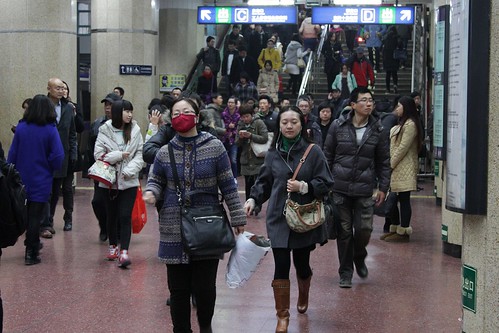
[324,87,391,288]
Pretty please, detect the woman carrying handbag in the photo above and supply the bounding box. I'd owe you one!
[143,98,246,333]
[94,99,144,268]
[244,106,333,333]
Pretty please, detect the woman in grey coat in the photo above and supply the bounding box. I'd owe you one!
[244,106,333,333]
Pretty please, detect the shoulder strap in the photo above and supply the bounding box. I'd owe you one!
[291,144,315,181]
[168,144,182,206]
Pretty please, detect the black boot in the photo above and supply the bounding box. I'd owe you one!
[25,247,41,265]
[63,211,73,231]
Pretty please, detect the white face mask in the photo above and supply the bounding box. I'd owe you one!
[333,25,340,29]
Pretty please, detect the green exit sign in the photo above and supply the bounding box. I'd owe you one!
[379,8,396,24]
[462,264,477,313]
[216,7,232,23]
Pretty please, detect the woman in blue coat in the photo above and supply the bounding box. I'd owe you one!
[244,106,333,333]
[8,95,64,265]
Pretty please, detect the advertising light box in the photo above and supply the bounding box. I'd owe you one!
[198,6,297,25]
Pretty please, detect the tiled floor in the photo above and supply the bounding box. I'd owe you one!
[0,177,462,333]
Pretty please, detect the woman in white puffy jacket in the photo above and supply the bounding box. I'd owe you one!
[94,99,144,268]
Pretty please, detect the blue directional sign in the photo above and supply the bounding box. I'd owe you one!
[198,6,297,25]
[312,6,415,25]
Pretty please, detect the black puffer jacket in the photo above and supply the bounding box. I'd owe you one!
[324,111,391,197]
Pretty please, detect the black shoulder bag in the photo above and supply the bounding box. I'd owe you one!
[168,144,235,256]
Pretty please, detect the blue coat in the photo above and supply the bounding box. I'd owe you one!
[364,25,386,48]
[7,121,64,202]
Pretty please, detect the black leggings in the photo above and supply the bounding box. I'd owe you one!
[288,74,301,95]
[25,201,47,251]
[167,260,219,332]
[105,186,137,250]
[389,191,412,228]
[272,246,313,280]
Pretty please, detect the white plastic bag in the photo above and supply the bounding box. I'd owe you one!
[225,231,271,288]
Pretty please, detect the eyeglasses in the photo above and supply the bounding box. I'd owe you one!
[171,109,196,117]
[356,98,375,104]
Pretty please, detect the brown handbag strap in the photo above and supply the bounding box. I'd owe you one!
[291,144,315,181]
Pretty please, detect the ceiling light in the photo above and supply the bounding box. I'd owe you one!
[333,0,382,5]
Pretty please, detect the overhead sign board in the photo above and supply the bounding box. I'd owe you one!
[197,6,297,25]
[312,6,415,25]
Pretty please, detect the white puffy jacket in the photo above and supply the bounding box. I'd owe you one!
[94,119,144,190]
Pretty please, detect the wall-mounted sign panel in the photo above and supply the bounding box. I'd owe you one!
[119,65,152,76]
[312,6,414,25]
[197,6,297,25]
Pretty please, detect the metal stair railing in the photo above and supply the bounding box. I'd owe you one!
[297,25,329,99]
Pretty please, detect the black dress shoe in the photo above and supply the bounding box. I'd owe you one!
[63,222,72,231]
[355,261,369,279]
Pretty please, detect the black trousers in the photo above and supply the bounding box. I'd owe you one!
[42,172,74,230]
[272,246,314,280]
[92,183,108,235]
[388,191,412,228]
[104,186,136,250]
[288,74,301,95]
[25,201,47,251]
[244,175,257,200]
[368,47,381,70]
[385,70,398,90]
[167,260,219,333]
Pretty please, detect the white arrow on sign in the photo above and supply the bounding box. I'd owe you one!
[400,10,412,22]
[201,9,212,21]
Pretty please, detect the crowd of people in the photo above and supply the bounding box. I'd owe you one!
[1,19,423,333]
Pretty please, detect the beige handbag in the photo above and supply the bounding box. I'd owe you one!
[297,57,306,68]
[87,160,116,187]
[284,144,325,233]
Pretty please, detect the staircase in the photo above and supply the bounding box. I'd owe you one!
[295,40,415,105]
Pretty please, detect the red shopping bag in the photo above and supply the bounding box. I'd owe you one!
[132,186,147,234]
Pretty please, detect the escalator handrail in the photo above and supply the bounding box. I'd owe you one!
[182,25,231,92]
[297,25,329,98]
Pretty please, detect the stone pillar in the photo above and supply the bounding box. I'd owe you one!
[0,0,77,150]
[158,0,204,94]
[90,0,159,134]
[461,1,499,331]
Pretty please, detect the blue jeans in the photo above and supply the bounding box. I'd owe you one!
[224,143,238,178]
[333,193,374,279]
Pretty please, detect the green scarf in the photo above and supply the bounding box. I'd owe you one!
[281,134,301,152]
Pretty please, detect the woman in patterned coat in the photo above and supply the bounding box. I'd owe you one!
[382,96,423,242]
[144,98,246,332]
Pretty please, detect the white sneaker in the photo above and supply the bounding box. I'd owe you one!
[118,250,131,268]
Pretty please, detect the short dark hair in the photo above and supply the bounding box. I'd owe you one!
[147,98,161,110]
[22,98,32,109]
[206,36,215,44]
[239,71,250,81]
[239,103,255,116]
[113,86,124,96]
[258,94,273,105]
[264,60,273,68]
[410,91,421,98]
[238,45,247,52]
[172,87,182,93]
[318,101,332,113]
[23,94,56,125]
[228,40,236,46]
[350,87,373,103]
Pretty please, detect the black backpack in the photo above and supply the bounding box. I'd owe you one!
[0,161,28,248]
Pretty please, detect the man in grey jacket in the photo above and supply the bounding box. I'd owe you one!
[324,87,391,288]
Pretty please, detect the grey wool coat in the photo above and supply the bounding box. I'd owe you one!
[250,138,333,248]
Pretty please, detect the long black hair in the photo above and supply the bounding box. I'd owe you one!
[396,96,423,152]
[23,94,56,125]
[271,106,313,148]
[111,99,134,143]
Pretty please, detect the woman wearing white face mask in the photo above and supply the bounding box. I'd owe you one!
[143,98,246,333]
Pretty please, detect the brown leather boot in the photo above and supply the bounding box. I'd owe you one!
[297,274,312,314]
[272,279,290,333]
